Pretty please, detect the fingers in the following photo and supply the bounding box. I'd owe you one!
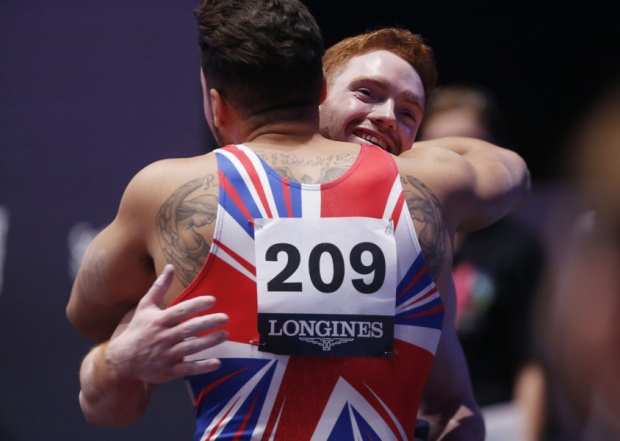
[161,313,228,364]
[170,331,229,378]
[160,295,219,326]
[144,330,227,382]
[172,312,229,340]
[171,358,222,378]
[159,263,176,285]
[114,264,232,384]
[139,264,176,310]
[169,328,228,360]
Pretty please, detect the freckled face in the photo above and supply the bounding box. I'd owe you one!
[320,50,425,155]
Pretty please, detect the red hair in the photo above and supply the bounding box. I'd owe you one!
[323,28,437,103]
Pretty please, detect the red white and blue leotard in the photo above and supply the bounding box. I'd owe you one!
[169,144,444,441]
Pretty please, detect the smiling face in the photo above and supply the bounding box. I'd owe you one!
[319,50,425,155]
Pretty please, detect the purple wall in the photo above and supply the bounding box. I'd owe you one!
[0,1,212,439]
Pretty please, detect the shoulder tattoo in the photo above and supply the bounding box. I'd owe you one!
[156,175,218,287]
[258,151,355,184]
[401,175,447,281]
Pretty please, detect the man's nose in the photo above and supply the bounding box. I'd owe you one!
[369,100,396,131]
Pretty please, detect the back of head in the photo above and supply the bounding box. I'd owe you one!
[418,85,501,142]
[195,0,324,119]
[322,28,437,105]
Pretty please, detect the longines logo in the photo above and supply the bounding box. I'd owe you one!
[267,318,383,352]
[259,315,393,357]
[300,337,354,351]
[268,319,384,339]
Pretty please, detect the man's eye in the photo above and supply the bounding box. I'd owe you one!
[356,88,373,98]
[401,110,415,122]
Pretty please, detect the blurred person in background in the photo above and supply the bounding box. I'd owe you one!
[417,85,547,412]
[530,81,620,441]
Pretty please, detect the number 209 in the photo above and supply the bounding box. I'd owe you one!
[265,242,386,294]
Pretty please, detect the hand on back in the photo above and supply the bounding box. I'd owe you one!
[105,265,229,385]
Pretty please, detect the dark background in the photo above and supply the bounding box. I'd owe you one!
[1,1,619,440]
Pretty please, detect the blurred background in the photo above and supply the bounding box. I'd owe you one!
[1,1,619,440]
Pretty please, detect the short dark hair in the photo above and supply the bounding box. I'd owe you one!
[195,0,324,118]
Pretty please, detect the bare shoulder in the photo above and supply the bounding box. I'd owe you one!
[130,153,218,191]
[115,153,221,278]
[119,154,218,213]
[147,153,221,287]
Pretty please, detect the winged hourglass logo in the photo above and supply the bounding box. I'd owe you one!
[299,337,354,351]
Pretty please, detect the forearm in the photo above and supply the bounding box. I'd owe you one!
[412,136,500,156]
[478,145,530,206]
[413,137,530,192]
[467,151,529,230]
[443,137,531,205]
[452,143,530,232]
[79,341,151,427]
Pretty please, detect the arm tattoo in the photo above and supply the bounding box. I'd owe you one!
[156,175,218,287]
[402,175,447,281]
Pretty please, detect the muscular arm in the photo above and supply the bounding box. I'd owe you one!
[404,136,530,232]
[66,166,161,343]
[67,156,222,343]
[78,265,228,426]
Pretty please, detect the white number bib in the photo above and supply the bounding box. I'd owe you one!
[254,217,397,357]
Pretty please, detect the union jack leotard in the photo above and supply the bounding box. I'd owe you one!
[169,144,444,441]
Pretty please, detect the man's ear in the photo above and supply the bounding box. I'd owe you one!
[200,69,212,122]
[319,75,327,105]
[209,88,228,128]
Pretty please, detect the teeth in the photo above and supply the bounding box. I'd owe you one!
[356,132,388,150]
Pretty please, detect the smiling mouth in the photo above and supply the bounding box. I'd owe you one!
[353,130,390,151]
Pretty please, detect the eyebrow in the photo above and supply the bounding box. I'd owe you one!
[350,76,424,110]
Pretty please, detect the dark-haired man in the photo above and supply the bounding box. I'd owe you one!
[67,2,529,439]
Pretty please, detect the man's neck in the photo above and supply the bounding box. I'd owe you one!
[237,106,321,147]
[247,122,319,146]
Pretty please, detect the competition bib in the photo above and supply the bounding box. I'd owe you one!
[254,217,396,357]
